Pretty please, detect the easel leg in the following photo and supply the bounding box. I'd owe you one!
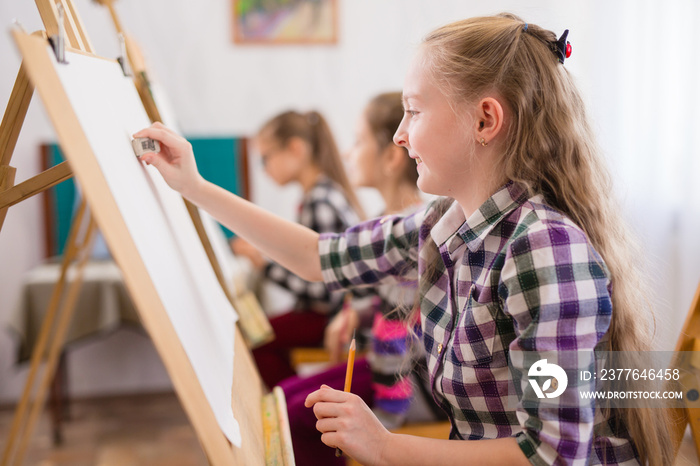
[673,401,700,461]
[688,409,700,461]
[48,352,68,445]
[0,62,74,220]
[672,282,700,461]
[0,63,33,232]
[0,64,33,167]
[0,165,16,231]
[16,211,96,464]
[0,201,96,466]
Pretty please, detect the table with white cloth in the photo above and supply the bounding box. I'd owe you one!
[6,259,140,444]
[8,259,140,364]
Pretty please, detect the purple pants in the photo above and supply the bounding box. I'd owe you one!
[253,310,329,389]
[279,358,373,466]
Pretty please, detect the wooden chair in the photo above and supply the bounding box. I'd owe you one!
[290,347,337,369]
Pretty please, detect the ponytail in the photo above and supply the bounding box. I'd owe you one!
[305,111,366,219]
[259,110,366,219]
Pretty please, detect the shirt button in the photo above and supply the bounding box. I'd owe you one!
[379,216,389,224]
[437,343,443,354]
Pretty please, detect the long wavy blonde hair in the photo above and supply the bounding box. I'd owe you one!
[419,13,673,465]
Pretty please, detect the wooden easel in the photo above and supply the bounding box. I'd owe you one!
[1,200,97,466]
[1,2,291,465]
[94,0,273,348]
[672,281,700,459]
[0,2,100,463]
[0,0,94,226]
[95,0,162,124]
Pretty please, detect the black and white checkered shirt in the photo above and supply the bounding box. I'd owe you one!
[264,175,360,314]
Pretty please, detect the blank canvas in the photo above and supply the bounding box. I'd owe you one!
[40,45,241,446]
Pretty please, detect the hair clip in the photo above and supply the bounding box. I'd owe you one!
[552,29,572,64]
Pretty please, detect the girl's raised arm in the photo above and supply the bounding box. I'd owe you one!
[134,123,323,283]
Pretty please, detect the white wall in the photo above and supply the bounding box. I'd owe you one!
[0,0,698,403]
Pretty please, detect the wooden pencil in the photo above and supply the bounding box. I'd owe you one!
[336,330,356,457]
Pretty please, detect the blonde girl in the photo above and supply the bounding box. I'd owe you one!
[136,13,672,466]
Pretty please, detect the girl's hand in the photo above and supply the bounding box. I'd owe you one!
[305,385,391,466]
[133,122,204,197]
[323,307,358,364]
[230,237,266,270]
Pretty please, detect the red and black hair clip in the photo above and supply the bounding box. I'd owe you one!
[552,29,572,65]
[523,24,572,65]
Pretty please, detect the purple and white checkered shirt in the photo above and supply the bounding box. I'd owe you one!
[319,182,638,465]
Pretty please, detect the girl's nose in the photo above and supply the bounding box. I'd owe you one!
[393,126,407,147]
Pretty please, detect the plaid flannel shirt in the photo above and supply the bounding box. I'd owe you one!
[319,182,638,465]
[265,175,360,314]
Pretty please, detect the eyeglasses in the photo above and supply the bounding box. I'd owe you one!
[259,147,283,168]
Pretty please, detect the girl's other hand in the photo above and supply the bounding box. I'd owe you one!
[323,307,358,365]
[133,122,204,197]
[305,385,391,466]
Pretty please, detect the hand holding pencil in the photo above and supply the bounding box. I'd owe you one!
[305,332,391,465]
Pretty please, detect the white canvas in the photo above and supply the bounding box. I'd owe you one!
[49,48,241,447]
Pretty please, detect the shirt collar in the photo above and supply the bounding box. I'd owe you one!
[430,200,465,249]
[429,181,530,253]
[459,181,529,252]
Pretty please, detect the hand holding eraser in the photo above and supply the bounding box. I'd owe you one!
[132,137,160,158]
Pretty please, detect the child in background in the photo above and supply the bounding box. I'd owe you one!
[136,13,673,465]
[279,92,445,466]
[232,110,365,389]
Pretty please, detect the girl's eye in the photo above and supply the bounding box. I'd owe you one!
[406,110,418,117]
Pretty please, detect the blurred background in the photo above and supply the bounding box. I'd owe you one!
[0,0,698,460]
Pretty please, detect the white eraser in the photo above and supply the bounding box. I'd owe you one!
[132,137,161,157]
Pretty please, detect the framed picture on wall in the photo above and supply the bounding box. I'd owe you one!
[232,0,338,45]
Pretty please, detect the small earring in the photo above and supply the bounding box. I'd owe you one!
[480,138,488,147]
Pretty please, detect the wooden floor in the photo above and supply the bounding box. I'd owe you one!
[1,391,699,465]
[0,392,207,466]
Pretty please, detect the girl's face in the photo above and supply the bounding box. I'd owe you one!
[346,112,381,188]
[255,134,301,186]
[393,50,475,199]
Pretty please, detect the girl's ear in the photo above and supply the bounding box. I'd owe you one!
[474,97,505,145]
[286,136,311,160]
